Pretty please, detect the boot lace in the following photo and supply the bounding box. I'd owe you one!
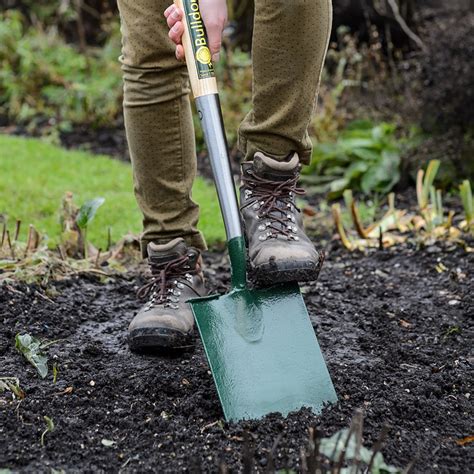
[240,170,305,241]
[137,254,200,310]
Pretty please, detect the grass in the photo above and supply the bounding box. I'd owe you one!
[0,135,225,249]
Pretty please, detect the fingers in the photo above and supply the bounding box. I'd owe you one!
[168,20,184,46]
[200,1,227,63]
[175,44,185,61]
[164,2,227,63]
[165,5,182,29]
[164,4,174,18]
[165,5,184,60]
[206,24,223,63]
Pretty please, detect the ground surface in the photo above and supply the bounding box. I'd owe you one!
[1,242,472,472]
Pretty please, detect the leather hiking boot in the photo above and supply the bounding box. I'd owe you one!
[128,238,205,351]
[240,152,324,285]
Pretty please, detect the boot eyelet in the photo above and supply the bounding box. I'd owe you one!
[259,235,267,241]
[258,224,266,231]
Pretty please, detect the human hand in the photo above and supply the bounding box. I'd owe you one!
[164,0,227,62]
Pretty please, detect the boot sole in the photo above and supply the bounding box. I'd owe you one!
[128,327,194,353]
[250,252,325,286]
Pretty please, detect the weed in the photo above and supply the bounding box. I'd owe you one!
[459,180,473,231]
[53,363,58,384]
[0,377,25,400]
[302,121,418,198]
[443,326,461,341]
[40,416,55,446]
[331,160,473,251]
[15,333,61,379]
[75,197,105,259]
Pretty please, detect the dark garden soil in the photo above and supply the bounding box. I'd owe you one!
[1,242,472,473]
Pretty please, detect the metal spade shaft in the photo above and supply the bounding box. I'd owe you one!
[195,94,247,288]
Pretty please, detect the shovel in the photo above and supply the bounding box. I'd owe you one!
[175,0,337,421]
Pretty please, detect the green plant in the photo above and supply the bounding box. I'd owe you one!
[0,10,122,130]
[15,333,61,379]
[0,377,25,399]
[40,416,55,446]
[15,333,49,378]
[459,180,473,230]
[416,160,440,210]
[52,363,59,384]
[330,161,471,251]
[302,120,415,198]
[76,197,105,258]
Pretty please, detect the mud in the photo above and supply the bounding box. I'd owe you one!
[1,243,472,472]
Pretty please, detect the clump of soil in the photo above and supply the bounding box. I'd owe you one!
[1,243,472,472]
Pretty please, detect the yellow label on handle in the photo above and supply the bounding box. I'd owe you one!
[182,0,215,79]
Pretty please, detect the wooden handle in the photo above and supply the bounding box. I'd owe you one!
[174,0,218,98]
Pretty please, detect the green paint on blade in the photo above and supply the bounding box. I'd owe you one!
[190,282,338,421]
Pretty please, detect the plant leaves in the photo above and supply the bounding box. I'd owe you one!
[76,197,105,229]
[15,333,48,378]
[319,428,401,473]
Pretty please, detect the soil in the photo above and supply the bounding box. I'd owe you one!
[1,242,472,472]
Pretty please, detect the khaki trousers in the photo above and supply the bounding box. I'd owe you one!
[117,0,332,256]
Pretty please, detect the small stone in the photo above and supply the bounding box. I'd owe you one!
[448,300,460,306]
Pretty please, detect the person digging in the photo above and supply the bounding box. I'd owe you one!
[118,0,333,351]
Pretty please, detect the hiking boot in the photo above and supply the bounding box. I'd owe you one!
[240,152,324,285]
[128,238,205,351]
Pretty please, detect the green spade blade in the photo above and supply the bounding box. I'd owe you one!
[190,282,337,421]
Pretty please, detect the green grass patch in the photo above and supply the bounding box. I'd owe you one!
[0,135,225,248]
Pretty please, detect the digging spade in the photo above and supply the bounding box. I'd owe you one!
[175,0,337,421]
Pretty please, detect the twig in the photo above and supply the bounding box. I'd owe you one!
[107,226,112,251]
[24,225,40,257]
[329,429,344,473]
[242,432,254,474]
[1,222,6,248]
[74,0,88,55]
[386,0,427,52]
[265,433,282,473]
[95,248,102,269]
[57,244,67,261]
[350,410,364,474]
[367,424,389,472]
[14,220,21,242]
[402,454,418,474]
[24,225,33,258]
[34,290,56,305]
[6,230,15,259]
